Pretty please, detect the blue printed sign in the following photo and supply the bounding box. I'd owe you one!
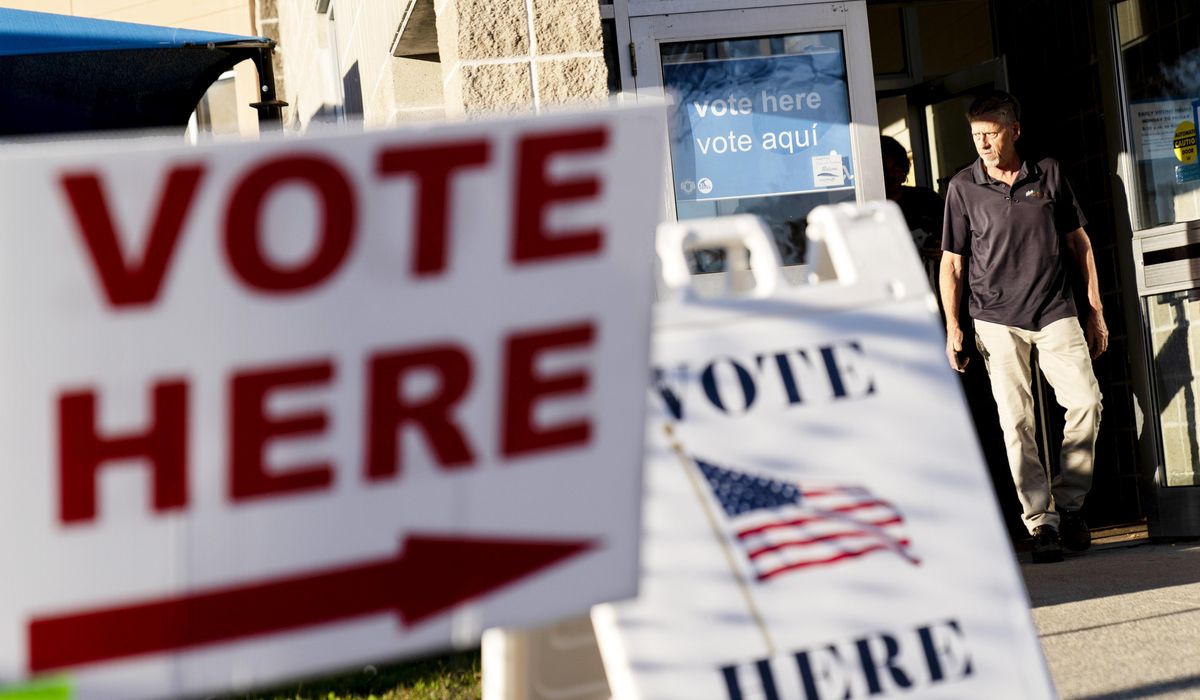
[663,36,854,202]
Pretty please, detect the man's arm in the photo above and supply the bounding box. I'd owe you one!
[940,251,968,372]
[1064,227,1108,358]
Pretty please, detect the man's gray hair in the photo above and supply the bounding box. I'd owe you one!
[967,91,1021,125]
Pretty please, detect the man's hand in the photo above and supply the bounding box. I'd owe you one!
[1086,311,1109,359]
[946,327,969,373]
[1065,229,1107,359]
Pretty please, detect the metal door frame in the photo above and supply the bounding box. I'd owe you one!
[611,1,884,222]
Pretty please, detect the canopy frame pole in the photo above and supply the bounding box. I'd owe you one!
[249,44,287,128]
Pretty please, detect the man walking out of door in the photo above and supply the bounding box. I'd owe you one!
[939,90,1107,564]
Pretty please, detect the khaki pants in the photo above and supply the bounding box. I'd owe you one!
[974,318,1103,533]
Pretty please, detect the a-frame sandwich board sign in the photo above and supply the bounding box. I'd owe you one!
[593,206,1057,700]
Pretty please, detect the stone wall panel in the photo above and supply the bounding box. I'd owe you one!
[455,0,529,60]
[536,57,608,106]
[461,63,534,114]
[532,0,602,55]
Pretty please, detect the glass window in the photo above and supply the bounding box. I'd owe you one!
[1116,0,1200,230]
[659,32,856,271]
[1147,290,1200,486]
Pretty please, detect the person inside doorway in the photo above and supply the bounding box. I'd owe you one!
[939,91,1107,564]
[881,135,944,263]
[881,135,943,291]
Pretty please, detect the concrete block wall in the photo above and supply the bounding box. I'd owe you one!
[273,1,345,129]
[269,0,607,131]
[1,0,254,32]
[272,0,447,129]
[438,0,608,116]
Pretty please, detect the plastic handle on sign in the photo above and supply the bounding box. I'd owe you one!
[655,215,782,300]
[804,204,861,286]
[805,201,918,293]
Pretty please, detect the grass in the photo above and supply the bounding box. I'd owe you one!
[223,649,481,700]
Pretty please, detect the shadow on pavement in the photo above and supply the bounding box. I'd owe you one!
[1038,604,1200,639]
[1022,539,1200,608]
[1073,673,1200,700]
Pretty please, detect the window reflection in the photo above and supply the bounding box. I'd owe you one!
[1148,290,1200,486]
[1117,0,1200,230]
[660,32,857,272]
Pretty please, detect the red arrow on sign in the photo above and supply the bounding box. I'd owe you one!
[28,534,593,672]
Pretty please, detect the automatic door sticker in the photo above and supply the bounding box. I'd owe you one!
[812,151,847,187]
[1174,120,1197,164]
[695,457,919,581]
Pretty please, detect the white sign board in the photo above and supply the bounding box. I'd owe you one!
[594,208,1056,699]
[0,106,664,699]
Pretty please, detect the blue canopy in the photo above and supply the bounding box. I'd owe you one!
[0,8,277,136]
[0,8,266,56]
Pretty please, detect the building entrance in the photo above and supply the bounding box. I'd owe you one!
[622,2,883,279]
[608,0,1168,535]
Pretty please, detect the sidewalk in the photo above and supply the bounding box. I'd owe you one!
[1021,524,1200,699]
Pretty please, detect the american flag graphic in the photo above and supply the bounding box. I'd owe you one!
[695,457,919,581]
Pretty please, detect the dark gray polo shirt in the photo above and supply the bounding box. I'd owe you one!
[942,157,1086,331]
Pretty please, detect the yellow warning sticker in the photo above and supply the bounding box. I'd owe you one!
[1174,120,1197,163]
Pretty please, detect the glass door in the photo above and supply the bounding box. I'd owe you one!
[631,4,882,272]
[1112,0,1200,535]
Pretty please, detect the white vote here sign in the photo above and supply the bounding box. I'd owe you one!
[594,209,1056,700]
[0,106,664,699]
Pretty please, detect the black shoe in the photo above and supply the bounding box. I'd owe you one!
[1060,509,1091,552]
[1031,525,1064,563]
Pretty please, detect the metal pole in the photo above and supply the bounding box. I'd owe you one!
[250,44,287,128]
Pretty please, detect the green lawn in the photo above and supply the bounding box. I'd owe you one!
[226,649,481,700]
